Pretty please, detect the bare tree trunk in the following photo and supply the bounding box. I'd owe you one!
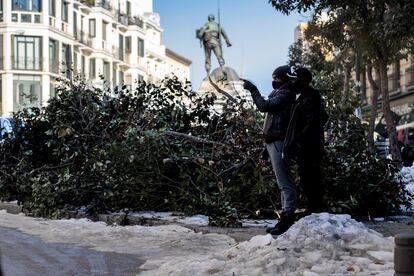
[361,65,367,104]
[355,51,362,97]
[366,64,379,152]
[342,62,352,105]
[379,60,401,161]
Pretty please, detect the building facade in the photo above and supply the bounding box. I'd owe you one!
[362,57,414,134]
[293,22,414,141]
[165,48,191,83]
[0,0,191,116]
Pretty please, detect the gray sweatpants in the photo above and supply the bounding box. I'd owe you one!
[266,140,297,215]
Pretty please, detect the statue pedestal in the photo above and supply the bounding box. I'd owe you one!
[197,67,251,112]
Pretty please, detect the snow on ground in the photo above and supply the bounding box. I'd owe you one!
[141,213,394,276]
[0,211,395,275]
[127,211,277,227]
[0,210,235,262]
[128,211,210,226]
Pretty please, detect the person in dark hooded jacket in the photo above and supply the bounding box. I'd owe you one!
[243,65,298,235]
[284,67,328,213]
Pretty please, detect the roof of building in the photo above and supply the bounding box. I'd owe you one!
[166,48,192,66]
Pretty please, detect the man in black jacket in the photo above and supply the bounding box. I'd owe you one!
[284,67,328,214]
[243,65,297,235]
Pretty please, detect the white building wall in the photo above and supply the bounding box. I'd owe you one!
[0,0,191,116]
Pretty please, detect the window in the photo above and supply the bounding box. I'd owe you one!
[73,52,78,73]
[126,1,131,16]
[388,61,400,92]
[13,36,42,70]
[138,74,144,84]
[119,71,124,84]
[125,36,131,53]
[102,21,108,41]
[61,43,72,76]
[103,61,110,81]
[13,75,41,111]
[73,12,78,38]
[50,77,57,98]
[48,0,55,16]
[81,15,84,34]
[61,43,66,72]
[119,34,124,60]
[12,0,41,12]
[0,35,3,69]
[89,19,96,38]
[112,63,116,85]
[81,55,85,75]
[0,77,2,115]
[61,0,68,22]
[138,38,144,57]
[49,39,58,73]
[89,58,95,79]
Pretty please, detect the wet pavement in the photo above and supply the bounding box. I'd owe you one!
[0,226,143,276]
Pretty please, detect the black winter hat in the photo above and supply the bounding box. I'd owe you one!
[296,67,312,85]
[272,65,297,82]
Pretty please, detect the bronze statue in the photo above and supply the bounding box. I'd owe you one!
[197,14,232,74]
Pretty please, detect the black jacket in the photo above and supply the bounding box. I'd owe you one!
[250,86,296,143]
[284,86,328,158]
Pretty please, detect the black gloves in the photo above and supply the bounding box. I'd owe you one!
[242,79,258,92]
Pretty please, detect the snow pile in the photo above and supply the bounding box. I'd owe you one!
[398,166,414,210]
[141,213,394,276]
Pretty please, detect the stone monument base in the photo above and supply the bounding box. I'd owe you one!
[197,67,252,112]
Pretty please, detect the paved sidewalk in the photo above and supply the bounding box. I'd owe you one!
[0,226,143,276]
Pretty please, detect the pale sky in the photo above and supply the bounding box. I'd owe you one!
[153,0,305,93]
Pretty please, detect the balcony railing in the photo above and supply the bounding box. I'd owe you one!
[117,13,128,26]
[81,0,112,11]
[62,22,69,33]
[12,56,43,71]
[74,29,93,47]
[49,16,56,28]
[11,11,42,23]
[49,59,59,74]
[111,45,126,62]
[128,16,144,29]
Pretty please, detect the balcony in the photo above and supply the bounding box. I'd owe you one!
[11,11,42,24]
[74,29,93,48]
[136,56,146,70]
[111,45,125,62]
[128,16,145,30]
[12,56,43,71]
[49,59,59,74]
[49,16,56,28]
[81,0,112,12]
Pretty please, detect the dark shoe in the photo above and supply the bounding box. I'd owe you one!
[266,213,295,235]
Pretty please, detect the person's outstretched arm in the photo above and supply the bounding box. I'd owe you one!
[243,80,294,113]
